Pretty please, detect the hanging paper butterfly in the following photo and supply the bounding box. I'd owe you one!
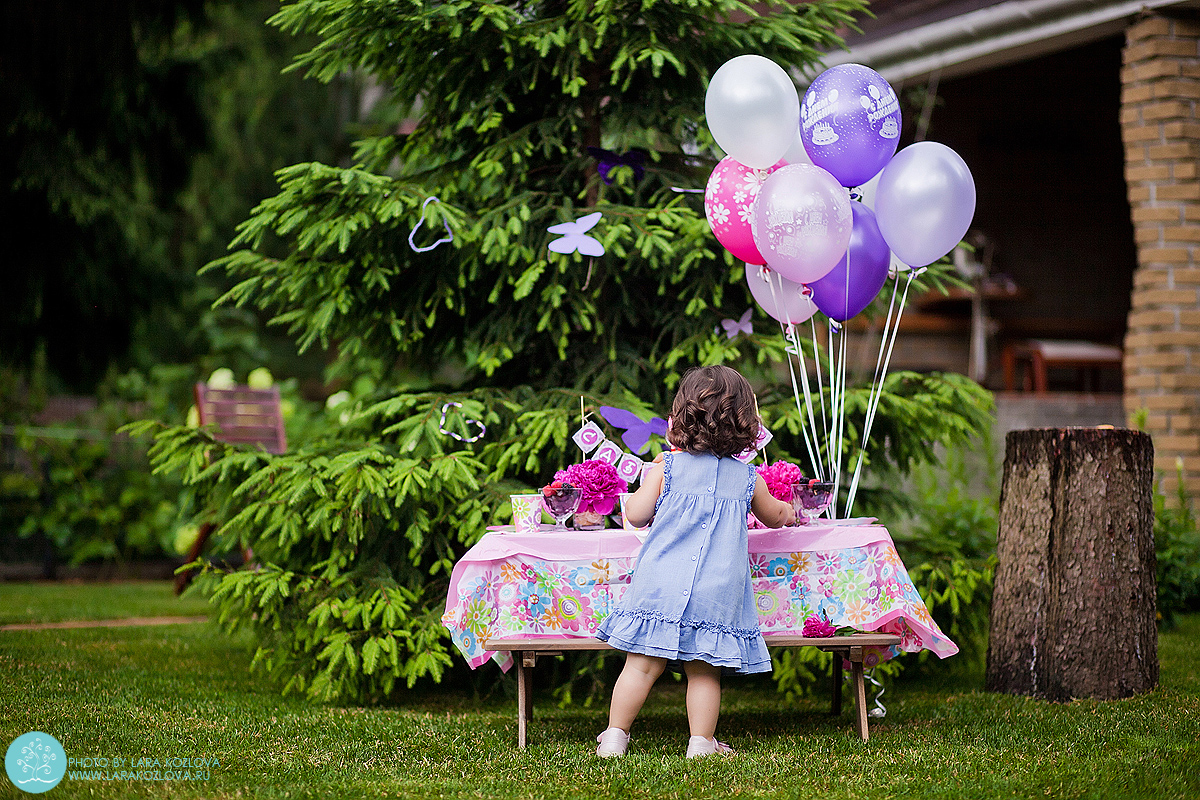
[721,309,753,339]
[548,212,605,257]
[586,147,646,185]
[599,406,668,454]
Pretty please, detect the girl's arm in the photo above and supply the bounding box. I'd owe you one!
[623,461,664,528]
[751,475,796,528]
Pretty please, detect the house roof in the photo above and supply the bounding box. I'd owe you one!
[826,0,1200,85]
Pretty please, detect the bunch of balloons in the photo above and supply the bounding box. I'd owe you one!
[704,56,976,323]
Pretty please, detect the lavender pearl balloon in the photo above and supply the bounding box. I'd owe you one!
[800,64,902,189]
[750,163,852,285]
[875,142,977,268]
[808,204,891,322]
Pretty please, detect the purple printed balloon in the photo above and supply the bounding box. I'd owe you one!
[808,204,891,322]
[800,64,901,189]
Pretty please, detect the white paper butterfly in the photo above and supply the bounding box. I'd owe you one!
[548,212,605,256]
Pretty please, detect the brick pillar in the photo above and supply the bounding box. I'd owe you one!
[1121,13,1200,501]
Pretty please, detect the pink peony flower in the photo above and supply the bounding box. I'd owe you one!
[757,461,804,503]
[802,615,837,638]
[556,460,628,514]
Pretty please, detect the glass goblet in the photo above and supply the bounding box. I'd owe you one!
[541,486,582,531]
[791,480,835,525]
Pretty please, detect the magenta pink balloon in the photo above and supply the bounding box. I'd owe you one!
[744,263,817,324]
[704,157,785,264]
[750,163,852,285]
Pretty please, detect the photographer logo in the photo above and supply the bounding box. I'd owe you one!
[5,732,66,793]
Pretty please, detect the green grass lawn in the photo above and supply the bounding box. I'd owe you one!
[1,582,1197,799]
[0,581,211,625]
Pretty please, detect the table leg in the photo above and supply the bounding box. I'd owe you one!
[830,652,843,716]
[850,646,868,742]
[517,651,531,749]
[1002,345,1017,391]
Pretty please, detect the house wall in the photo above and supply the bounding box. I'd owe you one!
[918,36,1137,346]
[1120,13,1200,500]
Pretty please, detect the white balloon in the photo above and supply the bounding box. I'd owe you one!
[706,55,800,169]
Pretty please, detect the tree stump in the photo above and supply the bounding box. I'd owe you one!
[986,428,1157,701]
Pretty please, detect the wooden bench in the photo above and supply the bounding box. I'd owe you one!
[484,632,902,747]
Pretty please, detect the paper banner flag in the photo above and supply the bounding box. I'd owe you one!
[593,439,623,466]
[572,421,605,454]
[616,453,645,485]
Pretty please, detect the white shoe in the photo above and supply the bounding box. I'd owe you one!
[595,727,630,757]
[686,735,735,758]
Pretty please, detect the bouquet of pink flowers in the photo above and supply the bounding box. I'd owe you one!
[757,460,804,503]
[747,461,804,528]
[555,459,628,515]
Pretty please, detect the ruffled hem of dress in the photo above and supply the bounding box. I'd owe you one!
[596,608,772,674]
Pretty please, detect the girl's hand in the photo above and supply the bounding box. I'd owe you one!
[623,461,665,528]
[751,475,795,528]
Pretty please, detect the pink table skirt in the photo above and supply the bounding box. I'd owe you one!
[442,521,957,671]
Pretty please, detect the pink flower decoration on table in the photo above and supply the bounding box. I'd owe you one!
[757,460,804,503]
[556,459,628,515]
[803,615,837,638]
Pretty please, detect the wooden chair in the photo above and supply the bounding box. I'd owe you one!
[173,383,287,594]
[1002,339,1123,393]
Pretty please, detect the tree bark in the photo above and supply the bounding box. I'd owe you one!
[987,428,1158,701]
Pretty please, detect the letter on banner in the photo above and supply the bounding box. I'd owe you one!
[572,421,605,454]
[616,453,644,485]
[593,439,623,466]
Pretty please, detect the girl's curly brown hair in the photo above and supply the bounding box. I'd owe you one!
[667,365,760,458]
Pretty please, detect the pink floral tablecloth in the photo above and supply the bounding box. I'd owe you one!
[442,522,957,671]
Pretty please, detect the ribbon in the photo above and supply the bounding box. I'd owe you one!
[438,402,486,443]
[408,196,454,253]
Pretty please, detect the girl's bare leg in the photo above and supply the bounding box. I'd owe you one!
[607,653,667,732]
[683,660,722,739]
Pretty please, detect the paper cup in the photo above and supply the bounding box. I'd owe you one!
[511,494,544,532]
[619,493,648,532]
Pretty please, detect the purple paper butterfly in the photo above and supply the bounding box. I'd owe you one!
[587,147,646,185]
[599,406,668,454]
[721,309,753,339]
[548,212,605,257]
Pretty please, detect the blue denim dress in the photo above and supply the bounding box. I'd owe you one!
[596,451,771,673]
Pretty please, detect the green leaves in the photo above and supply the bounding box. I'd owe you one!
[144,0,1009,707]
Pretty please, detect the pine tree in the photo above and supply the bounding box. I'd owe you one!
[136,0,992,703]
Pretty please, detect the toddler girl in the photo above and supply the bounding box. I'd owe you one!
[594,365,794,758]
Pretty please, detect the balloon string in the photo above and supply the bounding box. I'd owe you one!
[867,668,887,718]
[762,268,823,480]
[787,323,826,482]
[827,321,837,483]
[780,323,823,481]
[845,268,920,516]
[810,315,830,473]
[831,323,848,519]
[844,273,902,516]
